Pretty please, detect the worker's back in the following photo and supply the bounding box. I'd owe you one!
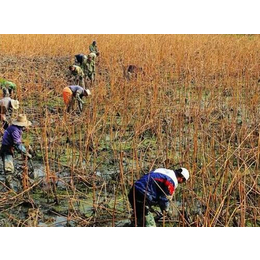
[134,170,177,203]
[69,85,84,95]
[0,97,11,112]
[75,54,87,65]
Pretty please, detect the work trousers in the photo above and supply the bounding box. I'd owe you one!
[0,145,15,189]
[128,187,156,227]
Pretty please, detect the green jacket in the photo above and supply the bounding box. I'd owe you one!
[0,78,17,90]
[71,65,84,78]
[89,44,98,54]
[85,60,95,74]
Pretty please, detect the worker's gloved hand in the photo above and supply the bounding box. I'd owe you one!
[159,200,170,213]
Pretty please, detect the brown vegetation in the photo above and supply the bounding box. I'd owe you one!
[0,34,259,226]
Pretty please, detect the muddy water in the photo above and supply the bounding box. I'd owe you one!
[0,160,128,227]
[0,160,199,227]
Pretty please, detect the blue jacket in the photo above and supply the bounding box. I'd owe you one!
[75,54,85,64]
[69,85,85,96]
[1,125,27,154]
[2,125,23,146]
[134,168,178,210]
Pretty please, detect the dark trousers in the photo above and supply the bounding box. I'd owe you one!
[128,186,150,227]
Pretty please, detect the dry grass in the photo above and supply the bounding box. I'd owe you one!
[0,34,259,226]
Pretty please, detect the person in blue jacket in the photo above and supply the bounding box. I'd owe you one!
[0,114,32,190]
[128,167,189,227]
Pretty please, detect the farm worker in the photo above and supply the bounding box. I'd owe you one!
[128,167,189,227]
[0,78,17,97]
[63,85,91,113]
[69,65,85,88]
[125,65,144,80]
[0,97,19,130]
[0,114,32,190]
[75,54,88,66]
[84,55,96,83]
[88,52,97,63]
[89,41,99,56]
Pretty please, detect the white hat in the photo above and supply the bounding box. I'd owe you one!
[85,89,91,96]
[10,99,19,110]
[12,114,32,127]
[180,168,189,181]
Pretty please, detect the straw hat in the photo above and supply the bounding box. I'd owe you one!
[12,114,32,127]
[10,99,19,110]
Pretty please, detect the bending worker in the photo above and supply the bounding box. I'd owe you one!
[83,54,96,84]
[0,78,17,97]
[69,65,85,88]
[0,114,32,190]
[63,85,91,113]
[0,97,19,130]
[88,52,97,63]
[75,53,88,67]
[128,167,189,227]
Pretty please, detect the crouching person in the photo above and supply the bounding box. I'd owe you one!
[0,114,32,190]
[69,65,85,88]
[75,53,88,66]
[128,167,189,227]
[0,78,17,97]
[63,85,91,113]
